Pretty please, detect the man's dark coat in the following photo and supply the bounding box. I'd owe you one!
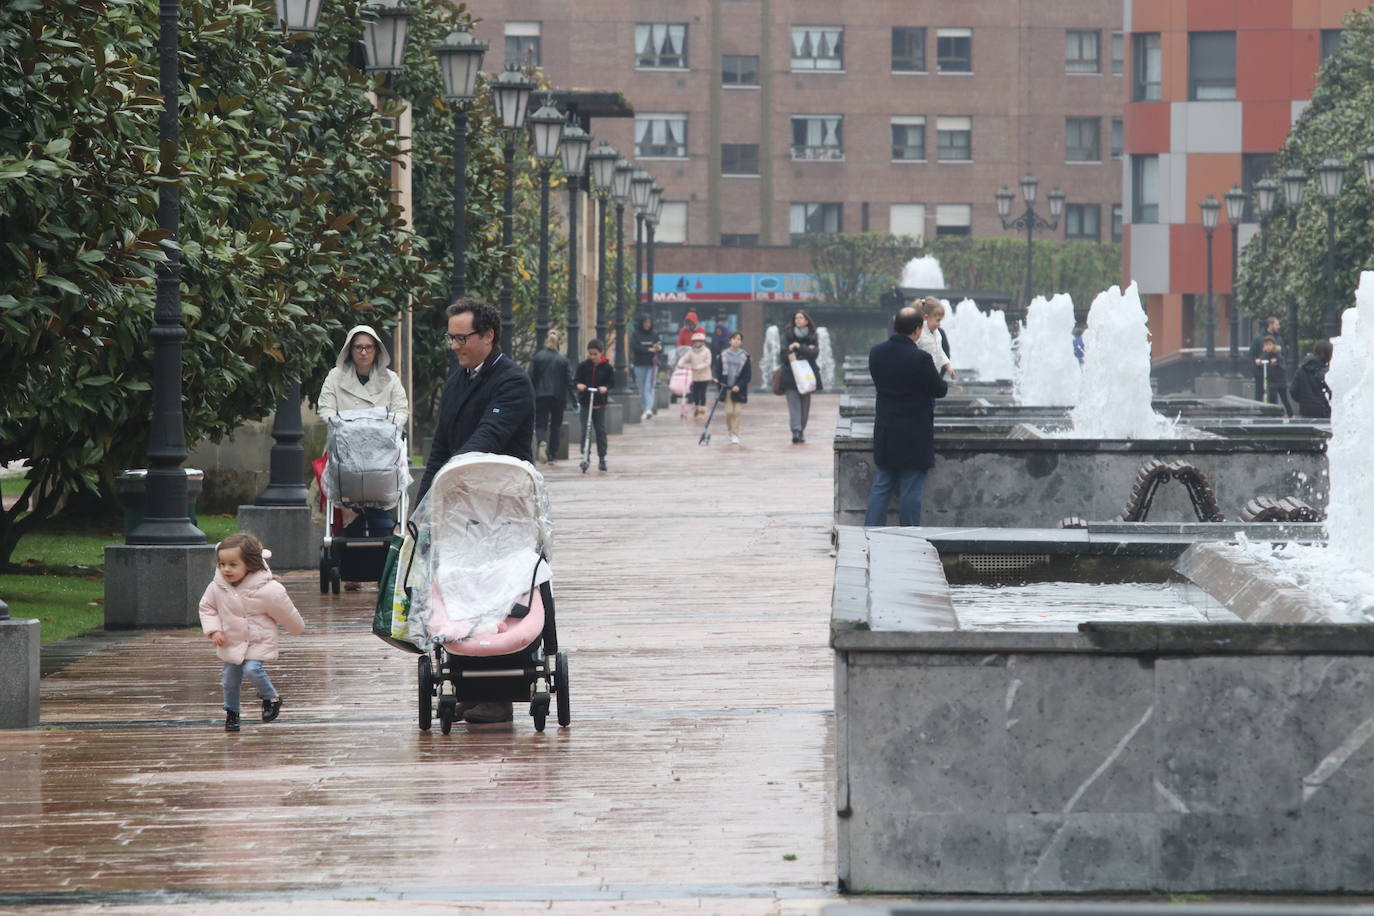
[868,333,949,470]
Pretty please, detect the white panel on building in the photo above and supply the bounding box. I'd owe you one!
[889,204,926,242]
[1129,223,1172,295]
[656,202,688,243]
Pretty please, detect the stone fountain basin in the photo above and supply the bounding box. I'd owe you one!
[838,393,1285,421]
[833,417,1328,528]
[831,524,1374,895]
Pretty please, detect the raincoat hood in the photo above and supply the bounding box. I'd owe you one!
[335,324,392,372]
[684,311,699,325]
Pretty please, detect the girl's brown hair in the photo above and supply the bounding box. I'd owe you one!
[918,297,945,319]
[217,533,267,573]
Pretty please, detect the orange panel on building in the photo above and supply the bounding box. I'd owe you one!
[1290,30,1322,96]
[1161,31,1189,101]
[1131,0,1186,33]
[1187,0,1240,30]
[1237,30,1296,101]
[1243,100,1296,150]
[1234,0,1295,30]
[1124,103,1171,154]
[1170,222,1233,296]
[1185,153,1243,223]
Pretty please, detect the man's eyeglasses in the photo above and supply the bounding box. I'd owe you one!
[444,331,479,345]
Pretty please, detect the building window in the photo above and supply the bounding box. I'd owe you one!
[1065,204,1100,241]
[1065,117,1100,162]
[1321,29,1344,62]
[1111,204,1123,242]
[1241,152,1277,221]
[505,22,541,68]
[936,116,971,161]
[721,143,760,176]
[890,117,926,161]
[1066,30,1099,74]
[891,27,926,72]
[720,233,758,248]
[791,115,843,161]
[1111,117,1123,159]
[636,24,688,69]
[656,202,688,243]
[635,114,688,158]
[790,202,842,242]
[1132,154,1159,224]
[889,204,926,244]
[1111,31,1124,75]
[936,28,972,73]
[935,203,971,237]
[1132,33,1161,101]
[722,54,759,86]
[1189,31,1236,100]
[792,27,843,71]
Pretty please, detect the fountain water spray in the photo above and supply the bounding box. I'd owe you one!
[816,327,836,390]
[900,255,946,290]
[944,298,1015,381]
[1014,294,1081,406]
[1324,271,1374,574]
[761,325,780,383]
[1070,283,1171,439]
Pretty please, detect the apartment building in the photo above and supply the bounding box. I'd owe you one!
[465,0,1125,289]
[1122,0,1362,357]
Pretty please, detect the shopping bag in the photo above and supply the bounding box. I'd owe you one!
[790,358,818,395]
[669,365,693,397]
[372,533,422,653]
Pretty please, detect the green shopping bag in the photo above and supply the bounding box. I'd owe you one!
[373,533,422,654]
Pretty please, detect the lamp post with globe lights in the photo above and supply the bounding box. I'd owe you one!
[490,63,535,347]
[1198,194,1221,361]
[1317,157,1346,340]
[528,103,565,350]
[558,119,590,356]
[586,141,619,344]
[995,173,1065,308]
[1224,185,1246,375]
[611,158,634,374]
[431,28,487,300]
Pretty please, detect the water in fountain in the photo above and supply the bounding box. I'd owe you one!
[816,327,836,389]
[944,298,1015,381]
[1068,282,1173,439]
[1014,294,1081,407]
[761,325,781,383]
[900,255,946,290]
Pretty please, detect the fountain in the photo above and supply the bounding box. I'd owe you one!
[1069,282,1172,438]
[899,254,946,290]
[816,327,836,390]
[1012,293,1080,408]
[760,325,780,384]
[944,298,1015,382]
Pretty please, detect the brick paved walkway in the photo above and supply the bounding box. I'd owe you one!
[0,394,841,915]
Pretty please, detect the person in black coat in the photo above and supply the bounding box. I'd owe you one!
[711,331,753,445]
[574,339,617,471]
[418,299,535,505]
[1250,315,1281,401]
[1290,338,1333,419]
[630,315,663,420]
[529,328,577,465]
[779,310,823,444]
[863,306,949,527]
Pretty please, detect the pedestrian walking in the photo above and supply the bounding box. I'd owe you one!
[711,331,752,445]
[1290,339,1333,419]
[710,317,731,355]
[575,339,616,472]
[1256,336,1293,415]
[676,310,701,347]
[631,315,663,420]
[199,533,306,733]
[864,306,949,527]
[779,310,823,444]
[529,328,577,465]
[677,331,714,419]
[916,298,956,379]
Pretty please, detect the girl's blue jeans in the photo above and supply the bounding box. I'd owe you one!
[634,365,656,414]
[222,660,278,712]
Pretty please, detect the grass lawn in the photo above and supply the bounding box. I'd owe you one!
[4,513,238,642]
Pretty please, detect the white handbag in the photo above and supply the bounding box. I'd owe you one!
[790,358,818,395]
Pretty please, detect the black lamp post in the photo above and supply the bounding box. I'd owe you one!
[995,173,1064,307]
[360,0,410,75]
[646,185,663,321]
[1199,194,1221,361]
[432,28,487,301]
[1253,178,1281,371]
[1317,157,1346,341]
[490,63,535,348]
[528,103,565,351]
[1281,167,1306,363]
[1224,185,1246,374]
[633,201,645,326]
[611,159,634,374]
[558,119,590,356]
[624,168,653,372]
[129,0,208,544]
[586,140,619,344]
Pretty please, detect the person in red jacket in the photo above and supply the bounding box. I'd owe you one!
[574,339,617,472]
[675,310,700,347]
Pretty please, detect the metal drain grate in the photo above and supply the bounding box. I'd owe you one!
[955,553,1052,575]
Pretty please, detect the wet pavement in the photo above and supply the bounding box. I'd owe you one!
[0,395,841,914]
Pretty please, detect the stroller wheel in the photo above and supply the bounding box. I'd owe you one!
[417,656,433,731]
[438,700,454,735]
[329,566,341,595]
[318,547,330,594]
[531,691,549,733]
[556,651,570,728]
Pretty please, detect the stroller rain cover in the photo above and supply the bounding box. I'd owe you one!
[323,406,407,510]
[405,453,553,648]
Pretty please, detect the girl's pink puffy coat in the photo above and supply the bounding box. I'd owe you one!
[198,568,305,665]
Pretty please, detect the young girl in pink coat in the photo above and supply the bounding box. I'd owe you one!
[199,533,306,732]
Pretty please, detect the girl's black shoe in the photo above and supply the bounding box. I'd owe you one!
[262,697,282,723]
[224,709,240,732]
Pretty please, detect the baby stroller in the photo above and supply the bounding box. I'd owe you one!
[318,407,409,594]
[401,452,568,734]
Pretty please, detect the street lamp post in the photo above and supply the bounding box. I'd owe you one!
[1253,178,1282,372]
[1199,194,1221,361]
[587,141,619,345]
[625,168,653,374]
[1281,167,1306,362]
[432,29,487,301]
[1317,157,1346,341]
[558,120,590,356]
[1224,185,1246,375]
[528,103,565,351]
[611,159,634,375]
[995,173,1064,307]
[490,63,535,349]
[645,191,662,331]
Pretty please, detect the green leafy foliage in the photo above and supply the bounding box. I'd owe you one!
[1236,8,1374,343]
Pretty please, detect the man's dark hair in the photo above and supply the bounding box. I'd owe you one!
[1266,316,1279,327]
[446,297,501,346]
[587,338,605,351]
[893,306,923,337]
[1314,339,1333,362]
